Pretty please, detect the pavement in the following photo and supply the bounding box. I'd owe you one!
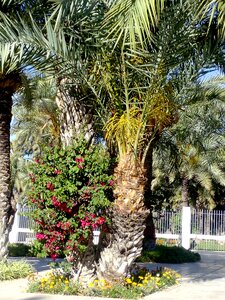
[1,251,225,300]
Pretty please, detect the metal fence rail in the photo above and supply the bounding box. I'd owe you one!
[9,204,225,251]
[154,208,225,251]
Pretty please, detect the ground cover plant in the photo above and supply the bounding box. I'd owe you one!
[27,265,180,299]
[136,245,201,264]
[0,260,34,281]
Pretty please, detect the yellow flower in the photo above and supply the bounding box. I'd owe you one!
[126,278,132,284]
[64,280,69,285]
[138,276,144,280]
[143,280,148,284]
[138,283,143,287]
[132,282,137,286]
[89,283,94,288]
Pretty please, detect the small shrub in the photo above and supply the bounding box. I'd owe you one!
[136,245,201,263]
[8,243,31,257]
[0,260,34,281]
[29,240,48,258]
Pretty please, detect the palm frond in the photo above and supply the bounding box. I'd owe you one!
[103,0,166,49]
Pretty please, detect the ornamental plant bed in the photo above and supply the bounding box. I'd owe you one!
[27,264,181,299]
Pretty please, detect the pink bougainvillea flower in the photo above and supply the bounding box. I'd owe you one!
[109,180,114,186]
[97,216,106,225]
[51,253,58,261]
[75,157,84,163]
[53,169,61,175]
[47,182,54,191]
[36,233,45,240]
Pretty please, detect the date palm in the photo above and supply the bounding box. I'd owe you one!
[93,2,211,281]
[152,77,225,209]
[91,0,225,280]
[0,1,57,259]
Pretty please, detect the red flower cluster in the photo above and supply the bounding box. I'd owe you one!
[53,169,61,175]
[51,196,72,214]
[80,214,106,229]
[36,233,45,240]
[75,157,84,169]
[47,182,54,191]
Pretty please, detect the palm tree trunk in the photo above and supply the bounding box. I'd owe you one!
[0,92,15,259]
[56,78,94,146]
[97,152,149,283]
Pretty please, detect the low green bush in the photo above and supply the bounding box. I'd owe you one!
[8,243,31,257]
[136,245,201,263]
[0,260,34,281]
[29,240,48,258]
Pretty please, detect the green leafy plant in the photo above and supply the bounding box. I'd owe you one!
[29,240,48,258]
[26,139,113,260]
[136,245,201,263]
[0,260,34,281]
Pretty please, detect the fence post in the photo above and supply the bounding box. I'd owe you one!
[182,206,191,249]
[9,203,20,243]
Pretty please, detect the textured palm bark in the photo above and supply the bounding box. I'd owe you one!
[97,153,149,282]
[56,78,94,146]
[0,92,16,259]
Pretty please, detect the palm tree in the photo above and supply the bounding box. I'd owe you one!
[91,1,215,281]
[12,77,60,155]
[0,1,58,259]
[152,77,225,209]
[197,0,225,39]
[90,0,225,280]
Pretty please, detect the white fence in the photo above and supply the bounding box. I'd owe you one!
[9,204,225,251]
[9,204,35,244]
[155,207,225,251]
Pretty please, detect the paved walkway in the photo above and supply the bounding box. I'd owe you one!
[1,251,225,300]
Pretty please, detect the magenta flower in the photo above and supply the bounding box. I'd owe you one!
[36,233,45,240]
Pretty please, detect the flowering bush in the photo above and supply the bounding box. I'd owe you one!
[26,140,113,260]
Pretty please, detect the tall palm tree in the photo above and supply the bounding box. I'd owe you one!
[89,0,225,280]
[92,2,215,281]
[0,1,57,259]
[152,76,225,209]
[197,0,225,39]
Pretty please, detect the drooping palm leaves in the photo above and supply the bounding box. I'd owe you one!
[152,76,225,209]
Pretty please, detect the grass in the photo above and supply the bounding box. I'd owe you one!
[0,260,34,281]
[191,240,225,251]
[136,245,201,263]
